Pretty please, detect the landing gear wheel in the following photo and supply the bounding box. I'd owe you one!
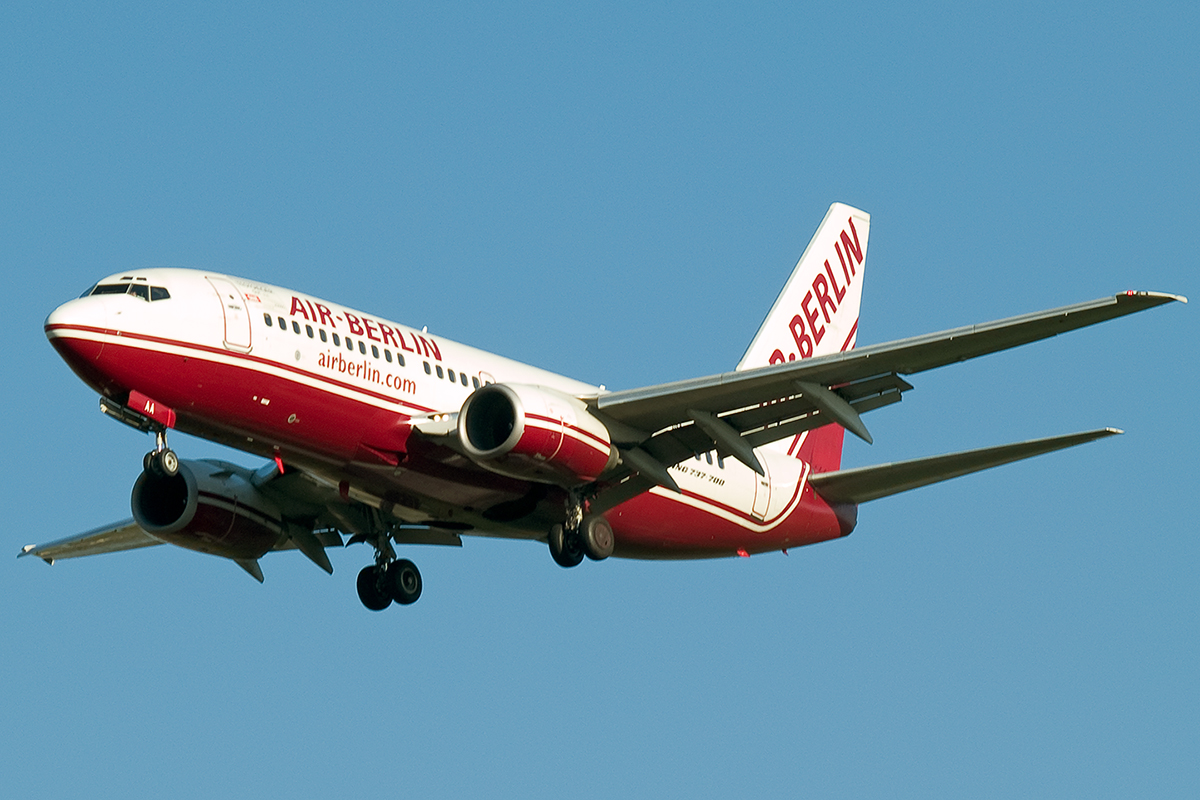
[356,565,392,611]
[158,449,179,477]
[548,523,584,568]
[580,515,614,561]
[387,559,423,605]
[143,449,180,477]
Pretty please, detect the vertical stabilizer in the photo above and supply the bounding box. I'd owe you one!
[738,203,870,469]
[738,203,869,370]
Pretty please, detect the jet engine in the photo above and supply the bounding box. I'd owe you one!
[457,384,617,486]
[131,459,286,560]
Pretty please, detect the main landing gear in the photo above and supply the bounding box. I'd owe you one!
[548,492,614,568]
[352,525,423,611]
[356,559,422,611]
[142,429,179,477]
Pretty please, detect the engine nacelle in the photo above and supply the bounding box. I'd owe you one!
[131,459,286,560]
[457,384,617,486]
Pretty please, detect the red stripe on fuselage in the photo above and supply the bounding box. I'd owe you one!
[47,323,437,415]
[525,412,612,454]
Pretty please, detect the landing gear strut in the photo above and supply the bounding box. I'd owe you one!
[143,429,179,477]
[548,491,614,567]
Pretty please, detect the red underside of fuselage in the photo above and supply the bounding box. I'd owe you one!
[49,325,857,559]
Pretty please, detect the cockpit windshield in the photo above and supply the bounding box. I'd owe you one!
[84,281,171,301]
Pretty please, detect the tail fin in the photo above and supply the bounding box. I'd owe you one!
[737,203,871,471]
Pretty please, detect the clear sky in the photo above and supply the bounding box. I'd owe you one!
[2,3,1196,797]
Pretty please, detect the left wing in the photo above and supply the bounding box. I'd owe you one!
[20,519,162,564]
[590,291,1184,480]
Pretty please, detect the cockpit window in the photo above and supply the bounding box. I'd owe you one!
[91,283,132,295]
[87,283,171,301]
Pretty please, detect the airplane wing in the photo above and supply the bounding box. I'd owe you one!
[591,292,1184,483]
[808,428,1122,504]
[19,519,162,564]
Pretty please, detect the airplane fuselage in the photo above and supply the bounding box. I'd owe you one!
[46,268,853,561]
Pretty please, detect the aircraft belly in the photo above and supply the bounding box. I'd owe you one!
[607,474,850,559]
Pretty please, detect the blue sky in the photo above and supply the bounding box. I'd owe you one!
[2,3,1196,797]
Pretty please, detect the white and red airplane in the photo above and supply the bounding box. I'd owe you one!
[24,203,1185,610]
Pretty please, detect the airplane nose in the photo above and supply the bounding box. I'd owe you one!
[45,296,110,384]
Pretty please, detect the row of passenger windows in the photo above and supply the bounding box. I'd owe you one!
[263,312,482,389]
[422,361,477,388]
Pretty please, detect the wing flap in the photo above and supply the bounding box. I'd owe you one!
[19,519,162,564]
[808,428,1123,504]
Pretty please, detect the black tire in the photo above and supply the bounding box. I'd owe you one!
[580,515,614,561]
[356,566,392,611]
[548,523,584,568]
[387,559,423,605]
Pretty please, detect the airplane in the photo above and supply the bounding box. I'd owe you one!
[22,203,1185,611]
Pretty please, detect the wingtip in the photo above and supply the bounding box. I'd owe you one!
[18,545,54,565]
[1119,290,1187,305]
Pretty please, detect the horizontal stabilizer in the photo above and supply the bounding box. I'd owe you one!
[18,519,162,564]
[809,428,1122,504]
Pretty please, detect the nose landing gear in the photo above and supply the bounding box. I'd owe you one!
[143,430,179,477]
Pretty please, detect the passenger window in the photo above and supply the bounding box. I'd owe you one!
[346,337,354,351]
[264,313,273,327]
[371,345,379,358]
[717,455,725,469]
[358,341,366,355]
[319,329,327,342]
[292,321,301,334]
[472,377,480,389]
[705,452,713,465]
[385,350,393,363]
[397,353,405,367]
[306,325,314,338]
[461,373,469,387]
[423,362,431,375]
[448,369,456,383]
[150,286,170,301]
[332,333,341,346]
[436,365,444,379]
[277,316,286,329]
